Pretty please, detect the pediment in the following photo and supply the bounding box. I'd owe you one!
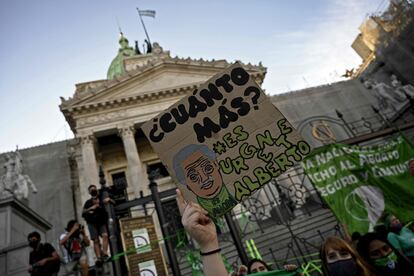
[64,60,266,109]
[87,65,212,104]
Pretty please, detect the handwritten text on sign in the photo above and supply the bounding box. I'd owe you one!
[143,62,310,217]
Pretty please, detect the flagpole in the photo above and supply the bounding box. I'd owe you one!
[137,7,151,45]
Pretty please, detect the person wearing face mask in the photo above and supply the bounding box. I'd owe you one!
[384,214,414,266]
[82,184,113,264]
[320,236,373,276]
[27,231,61,276]
[357,232,412,276]
[59,220,90,276]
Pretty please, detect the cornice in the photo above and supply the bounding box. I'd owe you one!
[59,47,267,134]
[60,55,266,108]
[61,83,196,114]
[62,66,265,114]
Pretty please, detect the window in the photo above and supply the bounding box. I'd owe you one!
[147,162,170,178]
[110,172,129,218]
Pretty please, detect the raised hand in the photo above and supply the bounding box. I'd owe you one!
[176,189,218,252]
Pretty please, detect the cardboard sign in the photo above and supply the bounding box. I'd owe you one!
[119,216,167,276]
[142,62,310,217]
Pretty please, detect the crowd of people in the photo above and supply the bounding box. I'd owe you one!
[319,213,414,276]
[25,160,414,275]
[27,184,113,276]
[176,188,414,276]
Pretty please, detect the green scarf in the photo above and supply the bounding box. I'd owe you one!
[197,186,238,217]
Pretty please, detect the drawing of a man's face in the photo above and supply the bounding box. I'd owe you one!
[181,150,222,198]
[173,144,223,199]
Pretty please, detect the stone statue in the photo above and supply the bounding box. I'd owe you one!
[390,74,414,99]
[363,79,405,112]
[152,42,163,54]
[145,39,152,53]
[0,150,37,200]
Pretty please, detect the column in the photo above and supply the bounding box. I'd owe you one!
[118,125,146,199]
[79,134,100,264]
[79,134,99,190]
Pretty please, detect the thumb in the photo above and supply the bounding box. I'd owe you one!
[176,189,186,215]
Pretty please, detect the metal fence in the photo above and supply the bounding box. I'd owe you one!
[114,100,414,275]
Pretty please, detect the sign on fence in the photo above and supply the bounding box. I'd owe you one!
[303,135,414,233]
[142,62,310,217]
[119,216,167,276]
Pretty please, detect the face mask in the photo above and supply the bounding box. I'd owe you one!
[373,251,397,270]
[391,223,403,232]
[327,258,357,276]
[90,190,98,197]
[29,240,39,249]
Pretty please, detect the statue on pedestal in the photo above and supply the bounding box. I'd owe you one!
[1,150,37,200]
[390,74,414,99]
[363,78,409,113]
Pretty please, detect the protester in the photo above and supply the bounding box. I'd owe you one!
[27,231,60,276]
[384,214,414,265]
[82,184,113,264]
[320,236,373,276]
[177,188,305,276]
[60,220,90,276]
[357,232,411,275]
[247,259,270,274]
[176,188,228,276]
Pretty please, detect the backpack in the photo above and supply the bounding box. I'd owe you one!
[64,236,83,261]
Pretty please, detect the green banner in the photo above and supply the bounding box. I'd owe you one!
[303,135,414,234]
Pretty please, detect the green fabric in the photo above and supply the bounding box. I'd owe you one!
[197,185,238,217]
[186,251,203,276]
[387,227,414,256]
[302,135,414,234]
[373,251,398,267]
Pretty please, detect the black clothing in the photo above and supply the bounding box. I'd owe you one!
[29,243,60,276]
[82,195,108,225]
[374,265,410,276]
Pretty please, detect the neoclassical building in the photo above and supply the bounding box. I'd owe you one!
[59,34,267,221]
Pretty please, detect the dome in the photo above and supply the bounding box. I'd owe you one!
[107,33,136,80]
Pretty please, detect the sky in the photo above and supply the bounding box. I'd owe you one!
[0,0,387,153]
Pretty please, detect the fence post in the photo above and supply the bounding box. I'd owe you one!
[224,212,249,265]
[148,169,181,276]
[99,166,122,276]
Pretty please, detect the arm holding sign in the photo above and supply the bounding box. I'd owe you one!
[176,189,227,276]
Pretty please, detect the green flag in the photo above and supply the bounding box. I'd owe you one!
[302,135,414,234]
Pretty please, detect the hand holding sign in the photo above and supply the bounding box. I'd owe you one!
[177,189,228,276]
[176,189,218,252]
[143,62,310,217]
